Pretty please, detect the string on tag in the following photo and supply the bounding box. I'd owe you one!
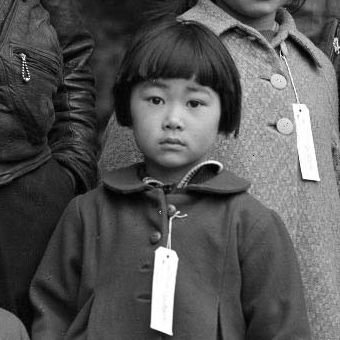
[166,211,187,250]
[279,43,320,181]
[279,44,300,104]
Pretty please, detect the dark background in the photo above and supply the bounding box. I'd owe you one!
[74,0,147,142]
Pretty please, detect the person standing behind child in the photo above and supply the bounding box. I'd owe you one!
[0,0,97,332]
[98,1,340,339]
[30,18,311,340]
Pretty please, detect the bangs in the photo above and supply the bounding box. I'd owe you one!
[114,18,241,136]
[122,20,223,91]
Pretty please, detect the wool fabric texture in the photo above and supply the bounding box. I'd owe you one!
[98,2,340,339]
[30,164,310,340]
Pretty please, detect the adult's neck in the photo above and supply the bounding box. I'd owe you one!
[214,1,278,31]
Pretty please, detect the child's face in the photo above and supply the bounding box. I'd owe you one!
[130,78,221,180]
[215,0,287,30]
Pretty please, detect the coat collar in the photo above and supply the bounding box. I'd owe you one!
[178,0,321,67]
[102,163,250,195]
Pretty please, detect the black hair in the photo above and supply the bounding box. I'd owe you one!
[114,17,242,137]
[142,0,198,23]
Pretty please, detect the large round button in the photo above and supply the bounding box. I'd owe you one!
[167,204,177,217]
[270,74,287,90]
[276,118,294,135]
[149,231,162,244]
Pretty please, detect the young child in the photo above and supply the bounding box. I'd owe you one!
[99,1,340,339]
[30,18,310,340]
[0,308,30,340]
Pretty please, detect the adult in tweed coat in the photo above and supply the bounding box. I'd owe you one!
[98,1,340,339]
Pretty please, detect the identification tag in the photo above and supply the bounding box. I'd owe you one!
[150,246,178,336]
[293,103,320,181]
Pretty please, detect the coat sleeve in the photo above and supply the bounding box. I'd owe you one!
[42,0,98,194]
[239,209,311,340]
[30,198,84,340]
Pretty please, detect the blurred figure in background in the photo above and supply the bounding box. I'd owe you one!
[293,0,340,108]
[293,0,340,62]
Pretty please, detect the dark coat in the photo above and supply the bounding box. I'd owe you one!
[31,164,310,340]
[0,0,97,193]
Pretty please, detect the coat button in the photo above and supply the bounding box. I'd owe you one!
[167,204,177,217]
[149,231,162,244]
[270,74,287,89]
[276,118,294,135]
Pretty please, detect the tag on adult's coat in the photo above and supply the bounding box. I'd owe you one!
[293,103,320,181]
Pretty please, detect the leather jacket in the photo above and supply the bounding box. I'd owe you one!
[0,0,97,193]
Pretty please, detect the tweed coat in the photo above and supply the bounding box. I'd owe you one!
[30,164,310,340]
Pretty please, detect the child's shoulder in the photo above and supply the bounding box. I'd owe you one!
[226,190,292,256]
[226,185,283,226]
[209,170,287,234]
[193,168,284,228]
[70,164,143,208]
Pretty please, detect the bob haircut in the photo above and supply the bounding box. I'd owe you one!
[114,17,242,137]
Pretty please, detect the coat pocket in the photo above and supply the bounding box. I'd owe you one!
[11,43,61,83]
[8,42,62,143]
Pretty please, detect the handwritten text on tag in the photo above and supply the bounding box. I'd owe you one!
[150,247,178,336]
[293,103,320,181]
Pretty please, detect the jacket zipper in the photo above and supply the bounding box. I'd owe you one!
[329,19,340,62]
[333,37,340,57]
[14,49,60,80]
[20,53,30,82]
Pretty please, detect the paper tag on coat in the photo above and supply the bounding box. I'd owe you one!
[150,247,178,336]
[293,103,320,181]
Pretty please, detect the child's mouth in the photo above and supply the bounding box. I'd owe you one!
[160,138,186,146]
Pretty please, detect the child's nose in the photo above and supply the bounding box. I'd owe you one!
[162,105,184,130]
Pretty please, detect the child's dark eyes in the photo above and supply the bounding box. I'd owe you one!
[148,97,164,105]
[145,97,205,108]
[187,100,203,108]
